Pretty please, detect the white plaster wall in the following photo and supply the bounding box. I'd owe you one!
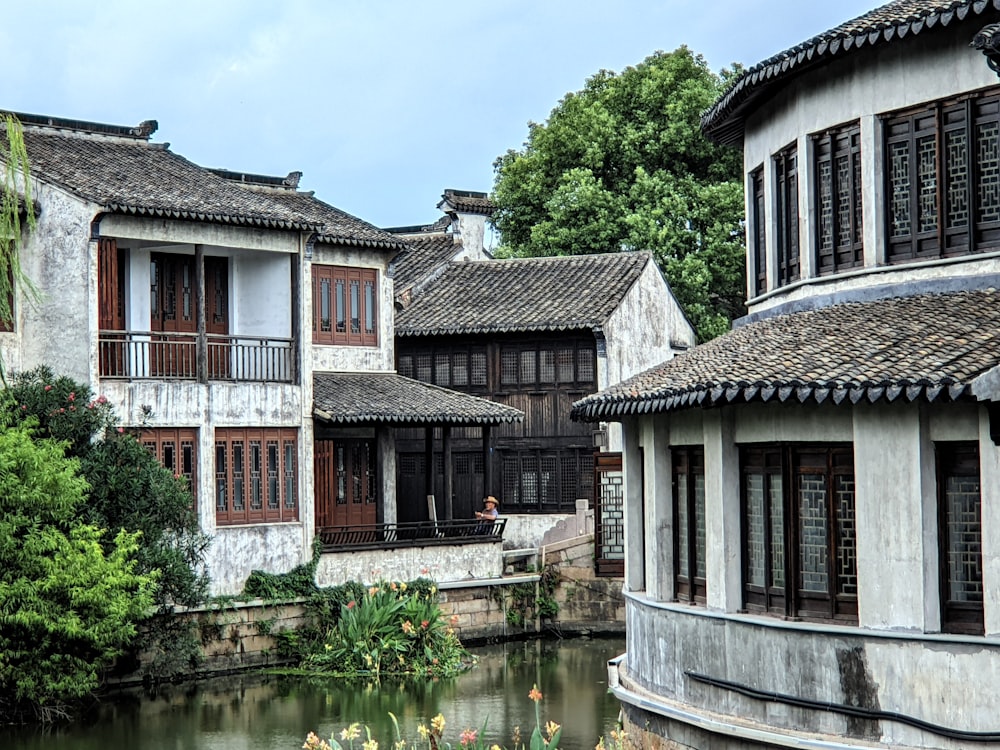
[315,542,503,587]
[207,524,306,595]
[742,22,1000,315]
[602,259,695,388]
[231,251,292,337]
[501,513,575,550]
[625,597,1000,749]
[16,182,97,383]
[100,214,301,254]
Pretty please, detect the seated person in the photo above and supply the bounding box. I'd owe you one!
[474,496,499,532]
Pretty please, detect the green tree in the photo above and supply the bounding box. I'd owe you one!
[1,113,38,380]
[0,421,156,722]
[5,366,212,683]
[492,47,745,341]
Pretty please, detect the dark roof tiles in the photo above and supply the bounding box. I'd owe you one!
[313,372,523,425]
[389,233,460,291]
[702,0,1000,143]
[262,190,408,251]
[395,251,652,337]
[15,126,319,231]
[571,289,1000,420]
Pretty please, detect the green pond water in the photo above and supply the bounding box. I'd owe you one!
[1,637,625,750]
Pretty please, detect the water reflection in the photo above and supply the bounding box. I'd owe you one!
[2,637,624,750]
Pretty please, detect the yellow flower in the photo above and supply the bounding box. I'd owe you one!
[400,581,407,591]
[491,745,503,750]
[545,721,561,740]
[528,684,543,702]
[417,725,430,740]
[363,739,378,750]
[340,723,361,742]
[402,620,414,634]
[595,739,606,750]
[431,713,446,734]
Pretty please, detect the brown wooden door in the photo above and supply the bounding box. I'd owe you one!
[98,238,126,376]
[151,254,197,376]
[315,439,377,528]
[205,257,230,378]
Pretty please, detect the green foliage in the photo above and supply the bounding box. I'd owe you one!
[5,366,116,455]
[492,47,745,341]
[0,114,39,380]
[491,567,559,626]
[242,536,323,601]
[4,366,211,686]
[0,423,156,721]
[300,581,470,678]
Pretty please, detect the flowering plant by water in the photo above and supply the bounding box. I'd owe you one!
[300,580,470,678]
[302,684,578,750]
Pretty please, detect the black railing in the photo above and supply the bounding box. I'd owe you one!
[98,330,294,383]
[317,518,506,551]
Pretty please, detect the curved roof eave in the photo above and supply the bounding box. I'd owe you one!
[701,0,997,145]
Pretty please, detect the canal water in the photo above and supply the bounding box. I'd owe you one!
[1,637,625,750]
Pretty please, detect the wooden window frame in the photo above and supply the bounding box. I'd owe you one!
[312,265,378,347]
[740,444,857,623]
[498,340,596,391]
[774,146,800,287]
[750,166,767,296]
[215,427,298,526]
[884,87,1000,264]
[141,427,198,512]
[936,441,984,635]
[501,448,593,513]
[673,446,706,603]
[814,122,863,275]
[397,344,489,392]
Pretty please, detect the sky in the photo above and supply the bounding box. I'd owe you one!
[1,0,880,232]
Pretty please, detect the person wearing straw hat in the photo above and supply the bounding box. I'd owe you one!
[475,496,499,522]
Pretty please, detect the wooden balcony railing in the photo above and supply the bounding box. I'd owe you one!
[99,331,295,383]
[317,518,506,552]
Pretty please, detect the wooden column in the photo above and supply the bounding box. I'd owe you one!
[482,424,493,497]
[424,425,435,519]
[194,243,207,383]
[443,426,453,520]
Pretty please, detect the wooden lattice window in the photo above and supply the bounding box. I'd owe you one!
[814,123,863,274]
[673,446,706,603]
[142,427,198,511]
[501,448,593,513]
[312,265,378,346]
[215,427,298,526]
[498,341,596,390]
[885,88,1000,263]
[741,444,856,623]
[937,442,983,635]
[750,166,766,296]
[774,146,800,287]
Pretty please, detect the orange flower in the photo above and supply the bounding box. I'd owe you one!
[528,684,543,702]
[402,620,414,634]
[347,600,356,609]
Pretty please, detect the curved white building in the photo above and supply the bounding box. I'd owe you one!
[573,2,1000,748]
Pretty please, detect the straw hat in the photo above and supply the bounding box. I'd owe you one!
[483,495,498,507]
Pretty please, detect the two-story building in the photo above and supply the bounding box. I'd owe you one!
[2,113,520,595]
[389,192,697,556]
[573,2,1000,748]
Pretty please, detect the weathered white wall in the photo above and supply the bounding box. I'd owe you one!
[624,595,1000,749]
[207,524,307,595]
[743,23,1000,315]
[315,542,503,587]
[16,182,98,383]
[501,513,575,550]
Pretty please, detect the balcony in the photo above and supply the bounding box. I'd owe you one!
[98,331,295,383]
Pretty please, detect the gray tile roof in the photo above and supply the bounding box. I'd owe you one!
[261,189,409,251]
[440,189,494,216]
[395,251,652,337]
[388,232,461,292]
[571,289,1000,421]
[313,372,523,425]
[702,0,1000,144]
[8,115,321,231]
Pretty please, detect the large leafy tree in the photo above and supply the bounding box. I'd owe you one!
[0,419,156,722]
[492,47,745,341]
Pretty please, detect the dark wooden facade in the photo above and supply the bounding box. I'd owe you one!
[396,331,599,516]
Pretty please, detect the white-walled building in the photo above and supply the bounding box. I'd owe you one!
[1,114,520,596]
[573,2,1000,748]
